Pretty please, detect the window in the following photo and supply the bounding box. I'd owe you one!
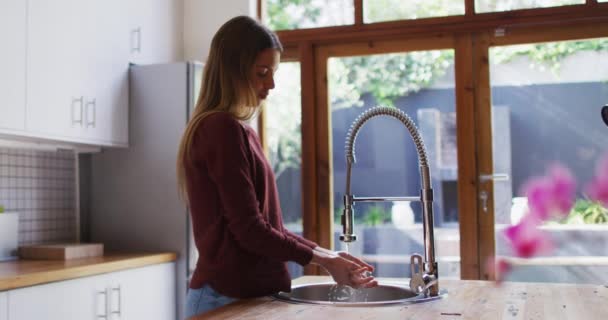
[259,0,608,281]
[328,50,461,279]
[488,38,608,283]
[363,0,465,23]
[264,61,305,278]
[475,0,584,13]
[263,0,354,30]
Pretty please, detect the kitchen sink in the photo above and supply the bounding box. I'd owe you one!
[273,282,445,306]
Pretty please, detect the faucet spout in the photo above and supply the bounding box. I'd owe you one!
[340,106,439,296]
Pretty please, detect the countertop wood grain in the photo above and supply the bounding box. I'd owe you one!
[0,252,177,291]
[191,276,608,319]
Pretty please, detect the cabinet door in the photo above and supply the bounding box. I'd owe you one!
[128,0,178,65]
[110,263,176,320]
[0,291,7,320]
[83,0,130,146]
[0,0,26,132]
[26,0,87,140]
[8,275,109,320]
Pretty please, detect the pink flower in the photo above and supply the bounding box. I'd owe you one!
[585,153,608,207]
[485,257,512,285]
[504,214,553,258]
[523,164,576,221]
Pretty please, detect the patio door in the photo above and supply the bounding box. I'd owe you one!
[477,23,608,282]
[312,35,479,280]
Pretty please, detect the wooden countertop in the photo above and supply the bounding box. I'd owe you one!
[0,252,177,291]
[192,276,608,319]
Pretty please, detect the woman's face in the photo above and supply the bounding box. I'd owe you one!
[251,48,280,106]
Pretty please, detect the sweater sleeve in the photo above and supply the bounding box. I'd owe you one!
[199,114,313,266]
[285,229,318,249]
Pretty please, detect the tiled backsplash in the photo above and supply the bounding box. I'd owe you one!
[0,148,77,245]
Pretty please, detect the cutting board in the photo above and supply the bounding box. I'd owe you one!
[18,243,104,260]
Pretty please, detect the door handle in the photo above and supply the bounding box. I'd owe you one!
[85,98,96,128]
[131,27,141,53]
[71,96,83,127]
[111,286,122,317]
[479,173,509,183]
[97,289,108,319]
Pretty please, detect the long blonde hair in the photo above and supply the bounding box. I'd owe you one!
[177,16,283,201]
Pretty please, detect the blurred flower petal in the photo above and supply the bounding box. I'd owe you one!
[586,153,608,207]
[586,179,608,207]
[496,259,512,284]
[485,257,512,285]
[549,164,576,218]
[504,214,553,258]
[523,177,552,220]
[524,164,576,221]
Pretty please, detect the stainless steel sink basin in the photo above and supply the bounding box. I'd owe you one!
[273,282,445,306]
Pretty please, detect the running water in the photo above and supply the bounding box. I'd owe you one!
[327,242,370,303]
[327,284,369,302]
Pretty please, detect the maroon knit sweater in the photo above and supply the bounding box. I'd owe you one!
[185,112,316,298]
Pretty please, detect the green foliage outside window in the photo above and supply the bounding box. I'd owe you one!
[561,199,608,224]
[265,0,320,30]
[362,205,392,226]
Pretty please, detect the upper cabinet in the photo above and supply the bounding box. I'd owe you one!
[0,0,181,147]
[26,0,129,147]
[83,0,130,145]
[0,0,26,132]
[128,0,182,65]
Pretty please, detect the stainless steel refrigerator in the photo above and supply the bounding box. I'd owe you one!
[89,62,202,320]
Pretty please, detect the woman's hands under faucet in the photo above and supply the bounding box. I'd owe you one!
[310,246,378,288]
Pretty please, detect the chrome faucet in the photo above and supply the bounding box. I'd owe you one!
[340,106,439,297]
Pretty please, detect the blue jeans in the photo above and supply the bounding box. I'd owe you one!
[185,284,237,318]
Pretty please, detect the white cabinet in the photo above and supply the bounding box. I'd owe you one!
[8,273,108,320]
[26,0,129,147]
[109,263,176,320]
[82,0,130,145]
[128,0,180,65]
[0,291,7,320]
[7,262,176,320]
[26,0,88,141]
[0,0,26,132]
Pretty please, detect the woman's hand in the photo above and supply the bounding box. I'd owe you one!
[310,246,378,288]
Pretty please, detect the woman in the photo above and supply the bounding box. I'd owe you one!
[177,16,377,318]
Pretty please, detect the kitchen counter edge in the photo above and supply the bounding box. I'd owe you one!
[0,252,177,291]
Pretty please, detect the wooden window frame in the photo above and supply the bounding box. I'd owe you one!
[257,0,608,278]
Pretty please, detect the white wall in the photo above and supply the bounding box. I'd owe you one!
[183,0,257,62]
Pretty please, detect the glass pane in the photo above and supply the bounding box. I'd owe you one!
[265,62,304,278]
[263,0,354,30]
[476,0,584,13]
[364,0,465,23]
[328,50,460,279]
[489,38,608,284]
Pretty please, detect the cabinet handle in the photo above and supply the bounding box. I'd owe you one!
[71,96,83,126]
[86,98,96,128]
[131,27,141,53]
[111,286,122,316]
[97,289,108,319]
